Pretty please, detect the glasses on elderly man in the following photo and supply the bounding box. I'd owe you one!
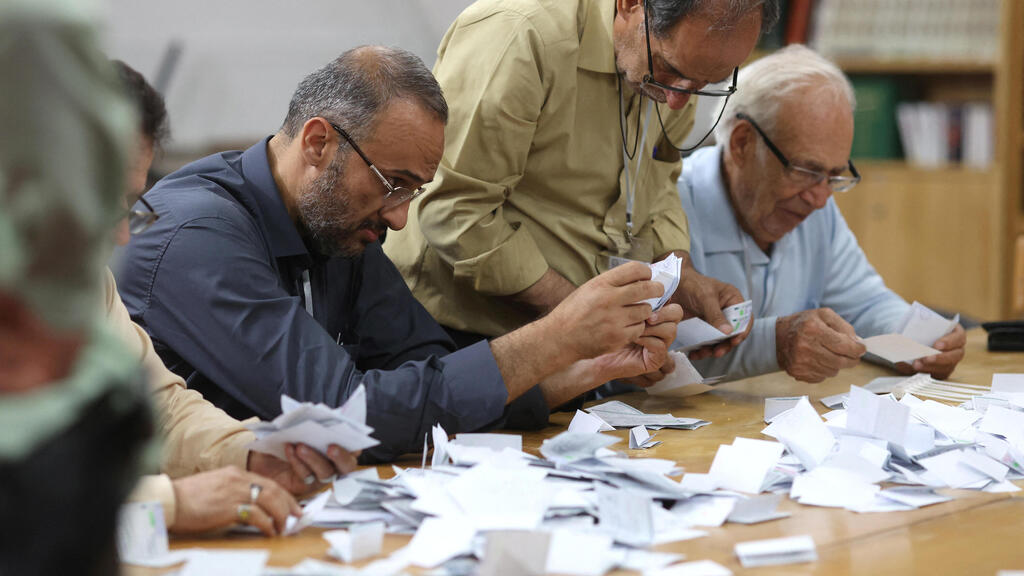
[639,0,738,153]
[327,120,426,210]
[736,112,861,193]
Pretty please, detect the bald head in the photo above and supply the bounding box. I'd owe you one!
[280,45,447,143]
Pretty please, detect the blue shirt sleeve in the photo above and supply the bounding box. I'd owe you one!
[130,216,516,462]
[821,202,909,337]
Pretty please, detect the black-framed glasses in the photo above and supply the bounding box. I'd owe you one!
[327,121,426,210]
[640,1,738,153]
[128,196,159,234]
[736,113,861,193]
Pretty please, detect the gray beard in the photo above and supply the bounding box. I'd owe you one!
[296,158,362,258]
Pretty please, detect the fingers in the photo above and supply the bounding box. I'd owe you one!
[600,261,654,286]
[252,477,301,532]
[640,317,679,345]
[295,444,337,483]
[817,314,865,359]
[648,303,684,325]
[284,444,317,487]
[327,446,360,476]
[245,504,277,537]
[616,280,665,307]
[932,324,966,352]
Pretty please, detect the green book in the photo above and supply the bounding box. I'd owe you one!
[850,76,901,160]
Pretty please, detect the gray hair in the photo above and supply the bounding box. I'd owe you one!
[713,44,856,146]
[647,0,781,37]
[281,45,448,142]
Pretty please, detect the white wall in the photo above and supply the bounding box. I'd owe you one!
[101,0,473,150]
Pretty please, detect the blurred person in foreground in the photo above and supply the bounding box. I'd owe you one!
[678,45,966,384]
[0,2,150,574]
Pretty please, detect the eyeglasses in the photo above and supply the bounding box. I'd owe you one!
[128,196,159,234]
[327,121,426,210]
[736,113,861,193]
[639,2,739,153]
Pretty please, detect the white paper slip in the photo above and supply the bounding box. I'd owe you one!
[764,396,805,423]
[896,301,959,346]
[644,559,733,576]
[331,468,380,506]
[403,516,476,568]
[615,549,685,572]
[569,409,615,433]
[978,406,1024,447]
[540,431,621,463]
[992,374,1024,395]
[285,490,333,535]
[645,351,716,398]
[861,334,941,364]
[846,385,910,446]
[734,535,817,568]
[669,495,737,528]
[546,530,616,576]
[674,300,752,352]
[179,550,269,576]
[597,484,654,547]
[820,393,848,409]
[877,486,952,508]
[762,397,835,470]
[478,530,551,576]
[323,521,385,563]
[452,433,523,452]
[629,425,661,449]
[917,450,991,488]
[117,501,169,566]
[726,493,790,524]
[643,253,683,311]
[247,385,379,459]
[709,437,785,494]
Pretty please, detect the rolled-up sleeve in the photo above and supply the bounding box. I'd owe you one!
[133,217,524,462]
[416,11,549,296]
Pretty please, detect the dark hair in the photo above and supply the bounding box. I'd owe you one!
[112,60,170,147]
[647,0,781,37]
[280,45,447,142]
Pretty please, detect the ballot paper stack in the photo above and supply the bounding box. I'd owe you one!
[307,425,756,576]
[246,385,380,460]
[643,254,683,311]
[861,301,959,366]
[687,375,1024,517]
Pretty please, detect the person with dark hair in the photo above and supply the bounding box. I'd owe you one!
[385,0,780,382]
[106,60,361,536]
[117,45,684,463]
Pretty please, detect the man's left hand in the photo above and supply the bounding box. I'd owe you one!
[896,323,967,380]
[248,444,360,496]
[670,258,749,360]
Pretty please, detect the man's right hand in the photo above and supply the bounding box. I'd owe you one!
[776,308,866,383]
[171,466,302,537]
[543,261,665,362]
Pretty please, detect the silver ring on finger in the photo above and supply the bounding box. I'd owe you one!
[236,503,253,524]
[249,482,263,503]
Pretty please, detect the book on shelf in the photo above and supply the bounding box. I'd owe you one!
[895,101,992,169]
[810,0,999,63]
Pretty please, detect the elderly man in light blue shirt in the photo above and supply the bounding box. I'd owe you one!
[679,45,966,383]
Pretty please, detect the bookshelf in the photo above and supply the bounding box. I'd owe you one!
[812,0,1024,322]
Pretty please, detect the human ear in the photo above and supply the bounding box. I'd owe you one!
[298,117,333,169]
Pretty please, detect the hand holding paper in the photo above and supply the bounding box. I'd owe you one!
[776,308,865,382]
[673,267,750,359]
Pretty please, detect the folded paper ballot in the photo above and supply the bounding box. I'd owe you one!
[896,301,959,346]
[323,521,385,563]
[569,409,616,433]
[643,254,683,311]
[586,400,710,430]
[246,384,379,460]
[629,425,661,450]
[645,351,724,398]
[674,301,752,352]
[860,334,941,365]
[734,535,817,568]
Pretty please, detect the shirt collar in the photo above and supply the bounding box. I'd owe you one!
[240,136,309,260]
[577,0,616,74]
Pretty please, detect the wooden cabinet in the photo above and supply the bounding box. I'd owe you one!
[829,0,1023,321]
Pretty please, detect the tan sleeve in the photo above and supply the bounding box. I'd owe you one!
[127,474,177,528]
[104,269,254,477]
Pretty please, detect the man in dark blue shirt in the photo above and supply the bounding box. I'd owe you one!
[118,46,682,462]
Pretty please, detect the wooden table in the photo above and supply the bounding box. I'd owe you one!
[134,329,1024,575]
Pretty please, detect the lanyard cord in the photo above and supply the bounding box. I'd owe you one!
[620,93,653,240]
